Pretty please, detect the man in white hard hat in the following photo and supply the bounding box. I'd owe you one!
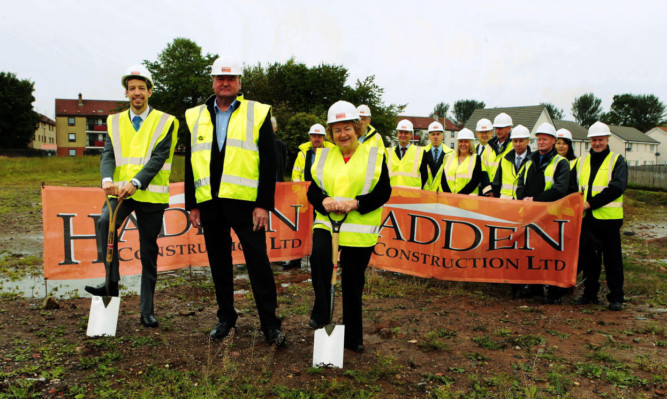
[481,113,514,183]
[516,122,571,304]
[184,56,285,346]
[491,124,532,199]
[388,119,427,188]
[85,64,178,328]
[422,121,453,191]
[573,121,627,311]
[357,104,385,149]
[475,118,494,157]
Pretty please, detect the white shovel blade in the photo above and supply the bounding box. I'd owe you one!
[312,325,345,368]
[86,295,121,337]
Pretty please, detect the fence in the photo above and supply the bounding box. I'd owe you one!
[628,165,667,190]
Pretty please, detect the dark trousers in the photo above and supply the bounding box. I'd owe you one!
[310,228,373,348]
[199,199,280,333]
[96,198,163,316]
[580,218,625,302]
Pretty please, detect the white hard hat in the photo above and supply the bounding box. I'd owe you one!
[121,64,153,89]
[536,122,557,138]
[493,113,513,128]
[475,118,493,132]
[210,56,243,76]
[357,104,371,117]
[327,101,359,124]
[396,119,414,132]
[556,128,573,141]
[457,128,475,141]
[588,121,612,137]
[510,125,531,139]
[309,123,326,135]
[428,121,444,132]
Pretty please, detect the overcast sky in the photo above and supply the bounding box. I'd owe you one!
[2,0,665,122]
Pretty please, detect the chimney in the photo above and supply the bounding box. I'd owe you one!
[78,93,83,106]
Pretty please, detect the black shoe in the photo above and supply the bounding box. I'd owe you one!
[265,328,286,347]
[282,259,302,270]
[345,344,364,353]
[608,301,622,311]
[140,314,158,328]
[543,296,563,305]
[84,282,119,297]
[573,296,599,305]
[309,319,326,329]
[210,322,235,340]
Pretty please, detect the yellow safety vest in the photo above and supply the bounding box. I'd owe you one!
[498,156,526,199]
[522,153,565,191]
[185,96,271,204]
[107,110,177,204]
[311,144,384,247]
[569,158,578,171]
[482,142,512,183]
[388,144,423,188]
[423,146,454,191]
[436,153,479,194]
[576,152,624,220]
[291,141,335,182]
[361,125,385,149]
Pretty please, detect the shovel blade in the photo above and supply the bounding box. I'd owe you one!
[313,324,345,368]
[87,295,121,337]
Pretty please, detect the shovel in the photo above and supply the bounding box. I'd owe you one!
[312,213,347,368]
[86,196,123,337]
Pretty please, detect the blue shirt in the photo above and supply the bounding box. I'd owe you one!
[214,98,239,152]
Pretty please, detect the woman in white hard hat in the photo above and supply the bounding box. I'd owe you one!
[555,128,577,169]
[436,128,489,195]
[307,101,391,353]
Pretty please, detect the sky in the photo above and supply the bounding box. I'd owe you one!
[2,0,666,122]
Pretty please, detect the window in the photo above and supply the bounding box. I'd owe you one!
[626,143,632,152]
[451,132,455,138]
[585,142,589,150]
[68,117,75,126]
[68,133,76,142]
[69,149,76,156]
[450,143,455,149]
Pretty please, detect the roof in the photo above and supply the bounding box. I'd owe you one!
[55,98,127,117]
[553,119,588,141]
[464,105,548,131]
[396,116,461,131]
[609,125,659,144]
[37,113,55,125]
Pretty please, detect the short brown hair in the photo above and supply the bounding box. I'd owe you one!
[325,121,364,142]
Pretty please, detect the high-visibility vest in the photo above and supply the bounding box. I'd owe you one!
[388,144,423,188]
[107,110,177,204]
[482,142,512,182]
[360,125,385,149]
[569,158,578,171]
[436,153,479,194]
[185,96,271,204]
[311,144,384,247]
[291,141,335,182]
[423,146,454,191]
[498,156,526,199]
[522,153,566,191]
[576,152,624,219]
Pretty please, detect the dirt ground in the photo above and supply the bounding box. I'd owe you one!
[0,191,665,398]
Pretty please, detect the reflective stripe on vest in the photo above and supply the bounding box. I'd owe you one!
[442,153,477,194]
[311,144,384,247]
[388,145,423,188]
[498,156,526,199]
[482,143,512,182]
[522,154,564,191]
[108,110,177,203]
[576,152,624,219]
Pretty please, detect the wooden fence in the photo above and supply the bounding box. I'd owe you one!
[628,165,667,189]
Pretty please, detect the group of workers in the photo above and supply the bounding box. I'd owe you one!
[84,55,627,354]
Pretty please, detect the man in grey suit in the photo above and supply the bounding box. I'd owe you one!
[85,64,178,328]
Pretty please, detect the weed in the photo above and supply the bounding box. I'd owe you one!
[508,334,545,350]
[472,335,507,350]
[464,352,490,362]
[419,331,451,351]
[545,366,574,395]
[545,329,570,339]
[493,328,511,337]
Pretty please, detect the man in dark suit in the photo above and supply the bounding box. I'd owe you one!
[421,121,453,190]
[184,56,285,347]
[85,64,178,328]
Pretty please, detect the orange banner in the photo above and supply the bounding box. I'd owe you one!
[371,188,583,288]
[42,182,313,280]
[42,183,583,287]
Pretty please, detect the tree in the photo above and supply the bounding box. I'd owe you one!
[452,99,485,125]
[0,72,40,149]
[541,102,564,120]
[144,38,218,147]
[600,94,666,132]
[432,102,449,119]
[571,93,603,128]
[281,112,324,156]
